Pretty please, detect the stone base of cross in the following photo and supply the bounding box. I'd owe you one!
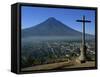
[79,45,87,63]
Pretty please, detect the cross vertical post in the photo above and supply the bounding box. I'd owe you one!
[76,16,91,63]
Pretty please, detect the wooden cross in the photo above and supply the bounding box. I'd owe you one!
[76,16,91,63]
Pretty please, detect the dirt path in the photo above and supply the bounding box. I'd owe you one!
[21,61,73,71]
[21,61,95,71]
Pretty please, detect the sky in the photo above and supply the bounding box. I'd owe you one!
[21,6,95,35]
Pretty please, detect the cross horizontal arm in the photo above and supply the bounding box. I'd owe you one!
[76,20,91,23]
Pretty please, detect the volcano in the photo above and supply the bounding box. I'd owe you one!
[22,17,93,38]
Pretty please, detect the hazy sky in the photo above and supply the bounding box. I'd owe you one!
[21,6,95,35]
